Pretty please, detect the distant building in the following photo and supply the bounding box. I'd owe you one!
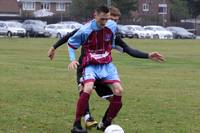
[18,0,72,18]
[0,0,20,17]
[137,0,171,26]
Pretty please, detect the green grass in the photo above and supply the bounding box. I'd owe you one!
[0,38,200,133]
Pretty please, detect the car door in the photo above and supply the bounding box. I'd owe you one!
[46,25,56,35]
[24,21,33,31]
[0,23,8,35]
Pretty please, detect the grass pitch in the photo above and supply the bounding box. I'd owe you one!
[0,38,200,133]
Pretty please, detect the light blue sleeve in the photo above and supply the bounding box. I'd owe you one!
[106,20,117,48]
[68,46,76,61]
[68,29,84,49]
[106,20,117,34]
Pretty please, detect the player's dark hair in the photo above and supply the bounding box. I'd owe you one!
[96,5,109,14]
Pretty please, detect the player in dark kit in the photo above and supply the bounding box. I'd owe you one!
[48,6,164,132]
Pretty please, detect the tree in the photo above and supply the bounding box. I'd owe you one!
[187,0,200,17]
[69,0,137,21]
[69,0,88,20]
[112,0,137,18]
[70,0,111,21]
[171,0,190,21]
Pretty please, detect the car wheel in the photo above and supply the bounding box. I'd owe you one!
[26,31,30,37]
[177,35,182,39]
[134,34,139,38]
[34,32,38,37]
[154,34,159,39]
[57,33,61,38]
[7,31,12,38]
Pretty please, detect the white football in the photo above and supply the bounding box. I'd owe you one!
[104,124,124,133]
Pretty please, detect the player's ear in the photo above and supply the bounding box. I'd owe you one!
[93,11,97,17]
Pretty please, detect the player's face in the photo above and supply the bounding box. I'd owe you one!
[110,15,120,23]
[95,12,110,27]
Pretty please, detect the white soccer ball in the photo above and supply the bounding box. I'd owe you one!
[104,124,124,133]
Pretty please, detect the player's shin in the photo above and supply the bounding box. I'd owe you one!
[75,92,90,122]
[106,95,122,122]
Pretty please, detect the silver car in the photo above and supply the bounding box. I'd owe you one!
[166,26,196,39]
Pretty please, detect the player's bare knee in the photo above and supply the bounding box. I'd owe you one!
[83,82,94,94]
[83,87,93,94]
[113,87,123,96]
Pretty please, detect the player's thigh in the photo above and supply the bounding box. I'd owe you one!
[109,82,123,96]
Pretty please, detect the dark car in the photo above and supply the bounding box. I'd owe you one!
[23,20,50,37]
[166,26,196,39]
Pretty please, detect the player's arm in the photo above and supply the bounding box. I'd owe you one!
[115,35,149,58]
[48,29,78,60]
[115,36,165,62]
[67,29,85,70]
[67,46,79,70]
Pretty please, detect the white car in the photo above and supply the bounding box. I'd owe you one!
[0,21,26,37]
[124,25,146,38]
[45,24,71,38]
[117,25,134,38]
[144,25,173,39]
[58,21,83,32]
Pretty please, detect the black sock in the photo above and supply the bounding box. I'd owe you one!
[73,120,82,128]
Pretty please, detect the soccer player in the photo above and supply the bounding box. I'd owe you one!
[48,6,164,132]
[67,5,122,133]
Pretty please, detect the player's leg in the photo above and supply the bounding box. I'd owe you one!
[71,82,94,133]
[71,65,95,133]
[106,82,123,121]
[97,82,123,131]
[96,63,123,131]
[94,81,113,131]
[77,84,98,128]
[77,66,98,128]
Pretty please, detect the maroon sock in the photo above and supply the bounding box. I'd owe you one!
[75,92,90,122]
[106,95,122,122]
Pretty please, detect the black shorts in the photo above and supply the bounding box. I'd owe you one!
[94,81,113,99]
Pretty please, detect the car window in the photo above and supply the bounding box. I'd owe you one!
[57,26,64,29]
[145,27,153,30]
[48,25,55,29]
[71,25,76,29]
[65,25,70,29]
[135,27,143,31]
[169,28,175,31]
[175,27,188,32]
[24,21,29,24]
[1,23,7,28]
[0,23,3,28]
[127,26,132,30]
[7,23,16,28]
[155,27,166,31]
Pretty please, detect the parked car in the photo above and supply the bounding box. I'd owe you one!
[0,21,26,37]
[166,26,196,39]
[144,25,173,39]
[124,25,155,39]
[117,25,134,38]
[23,20,50,37]
[6,20,24,28]
[58,21,82,32]
[45,24,72,38]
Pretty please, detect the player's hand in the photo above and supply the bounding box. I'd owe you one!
[148,52,165,62]
[48,47,56,60]
[68,60,79,70]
